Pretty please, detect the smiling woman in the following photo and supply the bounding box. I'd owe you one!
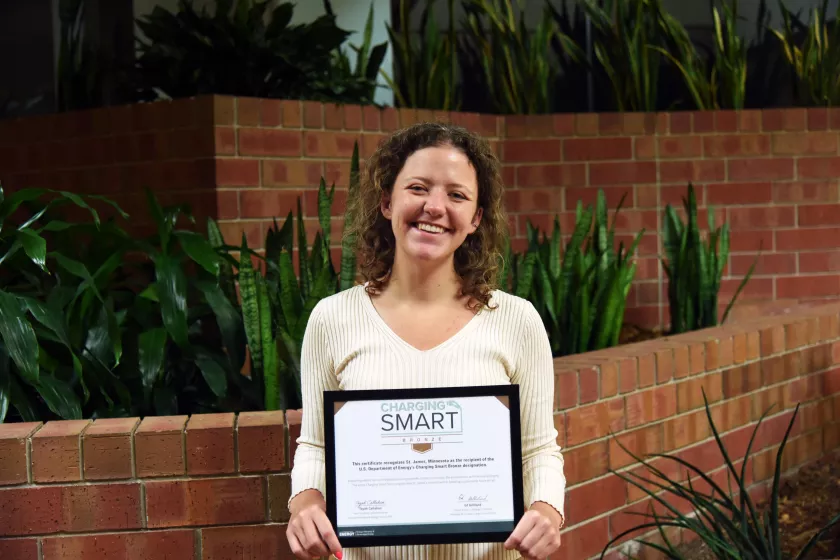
[285,122,567,560]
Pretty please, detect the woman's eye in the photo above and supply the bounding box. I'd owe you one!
[451,192,466,200]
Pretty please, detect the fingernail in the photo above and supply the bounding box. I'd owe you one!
[336,552,343,560]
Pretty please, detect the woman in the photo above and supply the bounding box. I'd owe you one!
[286,122,566,560]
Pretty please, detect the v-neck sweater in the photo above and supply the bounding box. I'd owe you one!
[290,284,567,560]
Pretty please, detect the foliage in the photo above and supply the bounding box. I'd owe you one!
[601,391,840,559]
[56,0,104,112]
[661,183,757,335]
[460,0,583,114]
[329,1,390,105]
[232,143,360,411]
[772,0,840,107]
[383,0,461,111]
[503,191,643,357]
[133,0,386,105]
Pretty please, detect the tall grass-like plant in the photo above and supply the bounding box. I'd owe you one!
[655,0,747,110]
[382,0,460,111]
[601,392,840,559]
[461,0,582,114]
[772,0,840,107]
[581,0,670,112]
[661,183,757,335]
[524,191,643,357]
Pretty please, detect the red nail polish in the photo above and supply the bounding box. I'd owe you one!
[336,552,343,560]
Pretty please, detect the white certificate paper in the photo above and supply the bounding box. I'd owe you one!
[324,386,523,546]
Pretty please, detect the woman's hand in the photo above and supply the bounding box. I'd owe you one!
[504,501,563,560]
[287,489,343,560]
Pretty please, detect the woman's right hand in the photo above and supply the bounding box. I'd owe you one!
[287,489,344,560]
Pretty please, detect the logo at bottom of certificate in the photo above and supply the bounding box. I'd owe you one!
[379,398,464,453]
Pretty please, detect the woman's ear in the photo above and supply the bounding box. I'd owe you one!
[381,194,392,219]
[471,207,483,230]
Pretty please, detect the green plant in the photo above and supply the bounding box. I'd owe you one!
[133,0,383,104]
[232,142,361,411]
[581,0,672,112]
[514,191,643,357]
[654,0,748,110]
[662,183,757,335]
[329,1,389,105]
[601,392,840,559]
[461,0,582,114]
[771,0,840,107]
[383,0,461,111]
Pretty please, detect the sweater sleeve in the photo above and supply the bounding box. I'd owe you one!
[512,301,567,526]
[289,300,339,505]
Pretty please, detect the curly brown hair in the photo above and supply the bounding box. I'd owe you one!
[343,121,509,311]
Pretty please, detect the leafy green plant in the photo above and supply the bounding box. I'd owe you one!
[581,0,672,112]
[329,1,389,105]
[232,142,361,411]
[383,0,461,111]
[461,0,582,114]
[133,0,384,104]
[661,183,757,335]
[601,392,840,559]
[511,191,643,357]
[654,0,748,110]
[771,0,840,107]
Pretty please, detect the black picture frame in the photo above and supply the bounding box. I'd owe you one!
[323,384,524,549]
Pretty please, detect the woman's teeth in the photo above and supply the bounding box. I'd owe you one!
[416,223,446,234]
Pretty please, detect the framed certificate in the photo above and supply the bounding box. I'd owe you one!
[323,384,524,548]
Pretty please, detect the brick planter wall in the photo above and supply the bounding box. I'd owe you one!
[2,303,839,560]
[3,99,840,328]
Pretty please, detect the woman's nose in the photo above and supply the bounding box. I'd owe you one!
[423,189,447,215]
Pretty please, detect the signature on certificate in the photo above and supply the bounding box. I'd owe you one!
[458,494,488,502]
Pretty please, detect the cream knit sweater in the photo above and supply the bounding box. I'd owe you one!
[290,284,567,560]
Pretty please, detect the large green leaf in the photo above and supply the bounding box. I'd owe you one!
[0,291,39,384]
[139,328,167,389]
[174,230,221,275]
[8,374,38,422]
[194,348,228,398]
[16,229,47,271]
[0,349,9,423]
[154,254,189,348]
[37,374,82,420]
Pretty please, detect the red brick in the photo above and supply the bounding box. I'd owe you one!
[565,476,626,526]
[763,108,807,131]
[261,160,323,187]
[798,156,840,179]
[304,131,359,158]
[676,373,724,412]
[799,251,840,273]
[236,98,260,126]
[660,160,725,182]
[83,417,139,481]
[659,136,703,158]
[729,158,794,180]
[503,139,561,163]
[773,131,838,154]
[778,275,840,298]
[200,524,292,560]
[777,228,840,251]
[625,385,678,428]
[145,477,265,528]
[0,422,40,485]
[31,420,90,483]
[799,204,840,226]
[215,159,259,187]
[722,363,762,398]
[563,137,631,161]
[555,518,609,560]
[344,105,363,129]
[608,424,664,469]
[237,411,286,473]
[0,538,38,560]
[238,128,301,157]
[362,105,381,131]
[42,530,194,560]
[135,416,188,478]
[267,475,292,522]
[579,366,599,404]
[727,206,795,229]
[186,413,235,476]
[0,487,61,536]
[63,483,143,532]
[590,161,656,185]
[707,182,772,205]
[565,398,625,446]
[773,181,839,203]
[239,189,301,219]
[554,369,578,410]
[704,134,770,157]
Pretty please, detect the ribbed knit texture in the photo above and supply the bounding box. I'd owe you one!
[290,284,567,560]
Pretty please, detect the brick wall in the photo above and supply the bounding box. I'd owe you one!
[2,99,840,328]
[2,303,839,560]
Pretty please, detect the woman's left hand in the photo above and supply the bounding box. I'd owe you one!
[504,502,563,560]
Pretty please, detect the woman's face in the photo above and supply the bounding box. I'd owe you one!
[381,144,483,268]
